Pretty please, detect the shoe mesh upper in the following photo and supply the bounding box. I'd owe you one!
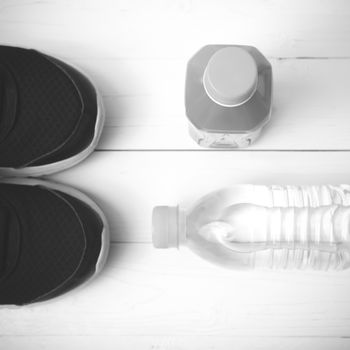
[0,46,83,167]
[0,184,87,305]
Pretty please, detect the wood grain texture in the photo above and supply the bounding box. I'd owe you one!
[83,58,350,150]
[0,0,349,58]
[2,336,350,350]
[52,151,350,243]
[1,0,350,348]
[1,1,350,151]
[1,244,350,341]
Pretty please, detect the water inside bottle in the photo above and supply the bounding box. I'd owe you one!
[192,186,350,270]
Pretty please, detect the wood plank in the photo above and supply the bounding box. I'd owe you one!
[0,0,349,58]
[0,55,346,150]
[1,243,350,338]
[1,3,350,150]
[51,150,350,243]
[1,336,350,350]
[82,58,350,150]
[1,1,350,347]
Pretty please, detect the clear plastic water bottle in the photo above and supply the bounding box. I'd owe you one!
[152,185,350,270]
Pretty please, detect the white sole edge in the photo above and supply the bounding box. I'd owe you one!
[0,60,105,177]
[0,177,110,308]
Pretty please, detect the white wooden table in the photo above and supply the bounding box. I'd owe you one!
[1,1,350,349]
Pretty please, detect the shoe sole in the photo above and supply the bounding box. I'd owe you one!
[0,177,110,306]
[0,61,105,177]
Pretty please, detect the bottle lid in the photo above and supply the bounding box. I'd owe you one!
[203,46,258,107]
[152,206,185,249]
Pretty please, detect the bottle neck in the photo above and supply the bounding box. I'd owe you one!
[152,206,187,249]
[177,207,187,248]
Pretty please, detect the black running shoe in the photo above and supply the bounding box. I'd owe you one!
[0,178,109,306]
[0,46,104,176]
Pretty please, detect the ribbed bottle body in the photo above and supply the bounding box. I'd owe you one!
[185,185,350,270]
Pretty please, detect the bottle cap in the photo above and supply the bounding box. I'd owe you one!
[152,206,185,249]
[203,46,258,107]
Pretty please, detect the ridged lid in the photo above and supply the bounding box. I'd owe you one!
[203,46,258,107]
